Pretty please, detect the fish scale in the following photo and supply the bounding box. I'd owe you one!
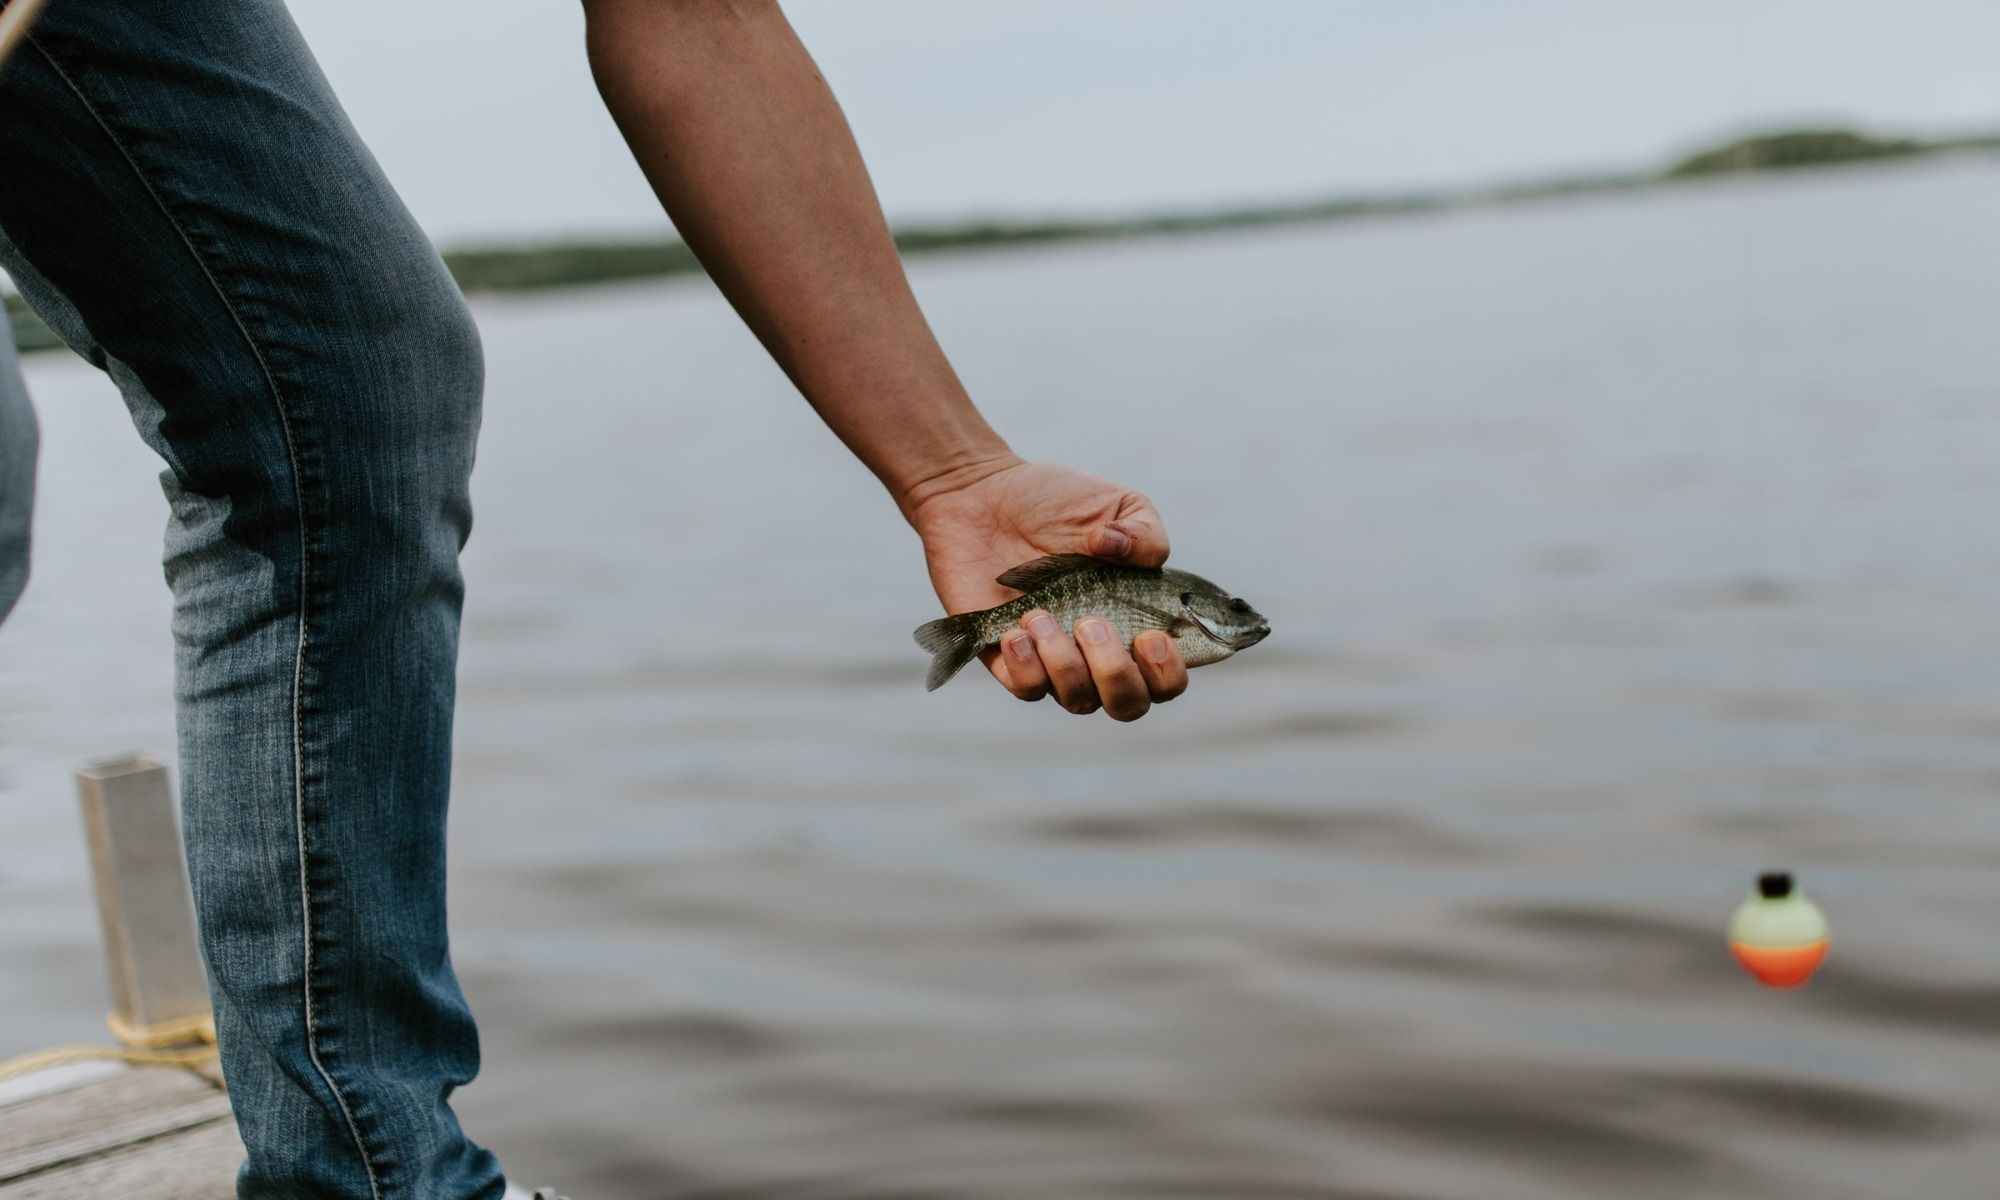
[913,554,1270,691]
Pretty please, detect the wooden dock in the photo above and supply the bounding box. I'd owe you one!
[0,1063,239,1197]
[1,757,243,1197]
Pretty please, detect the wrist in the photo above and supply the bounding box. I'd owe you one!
[893,444,1023,525]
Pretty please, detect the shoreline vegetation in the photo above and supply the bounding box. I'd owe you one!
[8,126,1995,358]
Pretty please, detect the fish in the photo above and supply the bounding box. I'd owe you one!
[913,554,1271,691]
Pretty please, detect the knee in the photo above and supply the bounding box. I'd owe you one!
[376,272,485,468]
[320,231,485,446]
[332,260,485,486]
[421,280,484,439]
[397,284,483,543]
[310,259,485,558]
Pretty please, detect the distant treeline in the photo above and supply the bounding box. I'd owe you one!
[1665,128,1969,177]
[9,126,1997,357]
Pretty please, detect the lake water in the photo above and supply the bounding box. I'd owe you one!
[4,158,1998,1198]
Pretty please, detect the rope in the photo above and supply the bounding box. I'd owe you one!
[105,1010,216,1050]
[0,1011,220,1086]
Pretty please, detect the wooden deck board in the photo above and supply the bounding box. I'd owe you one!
[0,1119,241,1200]
[0,1067,238,1196]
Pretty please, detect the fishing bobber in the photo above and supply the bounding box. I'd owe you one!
[1727,871,1828,988]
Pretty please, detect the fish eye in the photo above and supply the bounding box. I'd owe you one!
[1229,597,1251,613]
[1180,592,1196,608]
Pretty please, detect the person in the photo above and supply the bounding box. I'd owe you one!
[0,1,1192,1196]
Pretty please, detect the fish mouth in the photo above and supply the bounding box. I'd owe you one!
[1233,625,1271,649]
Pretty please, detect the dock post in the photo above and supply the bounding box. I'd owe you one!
[73,755,212,1040]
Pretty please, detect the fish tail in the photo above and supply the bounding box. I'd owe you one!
[913,612,986,692]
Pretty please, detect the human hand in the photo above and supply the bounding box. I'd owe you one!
[907,459,1188,720]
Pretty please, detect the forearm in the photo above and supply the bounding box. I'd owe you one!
[582,0,1017,518]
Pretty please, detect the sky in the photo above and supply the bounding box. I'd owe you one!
[281,0,2000,245]
[69,3,2000,246]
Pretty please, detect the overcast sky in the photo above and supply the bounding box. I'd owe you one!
[229,2,2000,243]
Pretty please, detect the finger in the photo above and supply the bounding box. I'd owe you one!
[1075,618,1151,722]
[1024,610,1099,714]
[1133,631,1188,702]
[1086,492,1171,568]
[997,630,1049,702]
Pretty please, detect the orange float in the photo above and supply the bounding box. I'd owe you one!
[1727,871,1828,988]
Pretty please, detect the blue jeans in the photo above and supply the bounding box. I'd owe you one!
[0,330,31,626]
[0,3,504,1196]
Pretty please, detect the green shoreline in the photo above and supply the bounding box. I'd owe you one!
[9,126,1995,358]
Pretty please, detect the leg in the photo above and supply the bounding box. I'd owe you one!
[0,323,34,626]
[0,4,500,1196]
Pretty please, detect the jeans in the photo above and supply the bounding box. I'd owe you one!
[0,329,31,626]
[0,3,504,1195]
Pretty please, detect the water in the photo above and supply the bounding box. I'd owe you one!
[5,158,1999,1197]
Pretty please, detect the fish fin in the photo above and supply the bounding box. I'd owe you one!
[913,611,986,692]
[1124,600,1183,631]
[994,553,1102,594]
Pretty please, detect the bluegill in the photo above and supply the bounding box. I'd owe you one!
[913,554,1270,691]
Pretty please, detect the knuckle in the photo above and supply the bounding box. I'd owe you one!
[1040,642,1080,670]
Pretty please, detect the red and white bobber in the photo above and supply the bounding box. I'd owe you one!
[1727,871,1828,989]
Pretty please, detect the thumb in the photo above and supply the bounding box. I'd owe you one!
[1085,493,1170,568]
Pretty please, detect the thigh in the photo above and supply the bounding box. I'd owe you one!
[0,0,480,523]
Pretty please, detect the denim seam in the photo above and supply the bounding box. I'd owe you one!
[24,36,386,1200]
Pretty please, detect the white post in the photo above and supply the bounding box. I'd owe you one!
[74,756,211,1038]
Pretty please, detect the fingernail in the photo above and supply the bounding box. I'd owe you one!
[1140,634,1171,663]
[1078,619,1112,645]
[1006,634,1036,662]
[1097,526,1132,558]
[1029,613,1061,639]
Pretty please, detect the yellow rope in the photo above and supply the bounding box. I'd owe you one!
[0,1011,219,1086]
[106,1010,217,1050]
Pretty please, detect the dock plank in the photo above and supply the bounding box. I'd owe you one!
[0,1119,240,1200]
[0,1067,234,1187]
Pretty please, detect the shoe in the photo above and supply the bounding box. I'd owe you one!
[503,1187,570,1200]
